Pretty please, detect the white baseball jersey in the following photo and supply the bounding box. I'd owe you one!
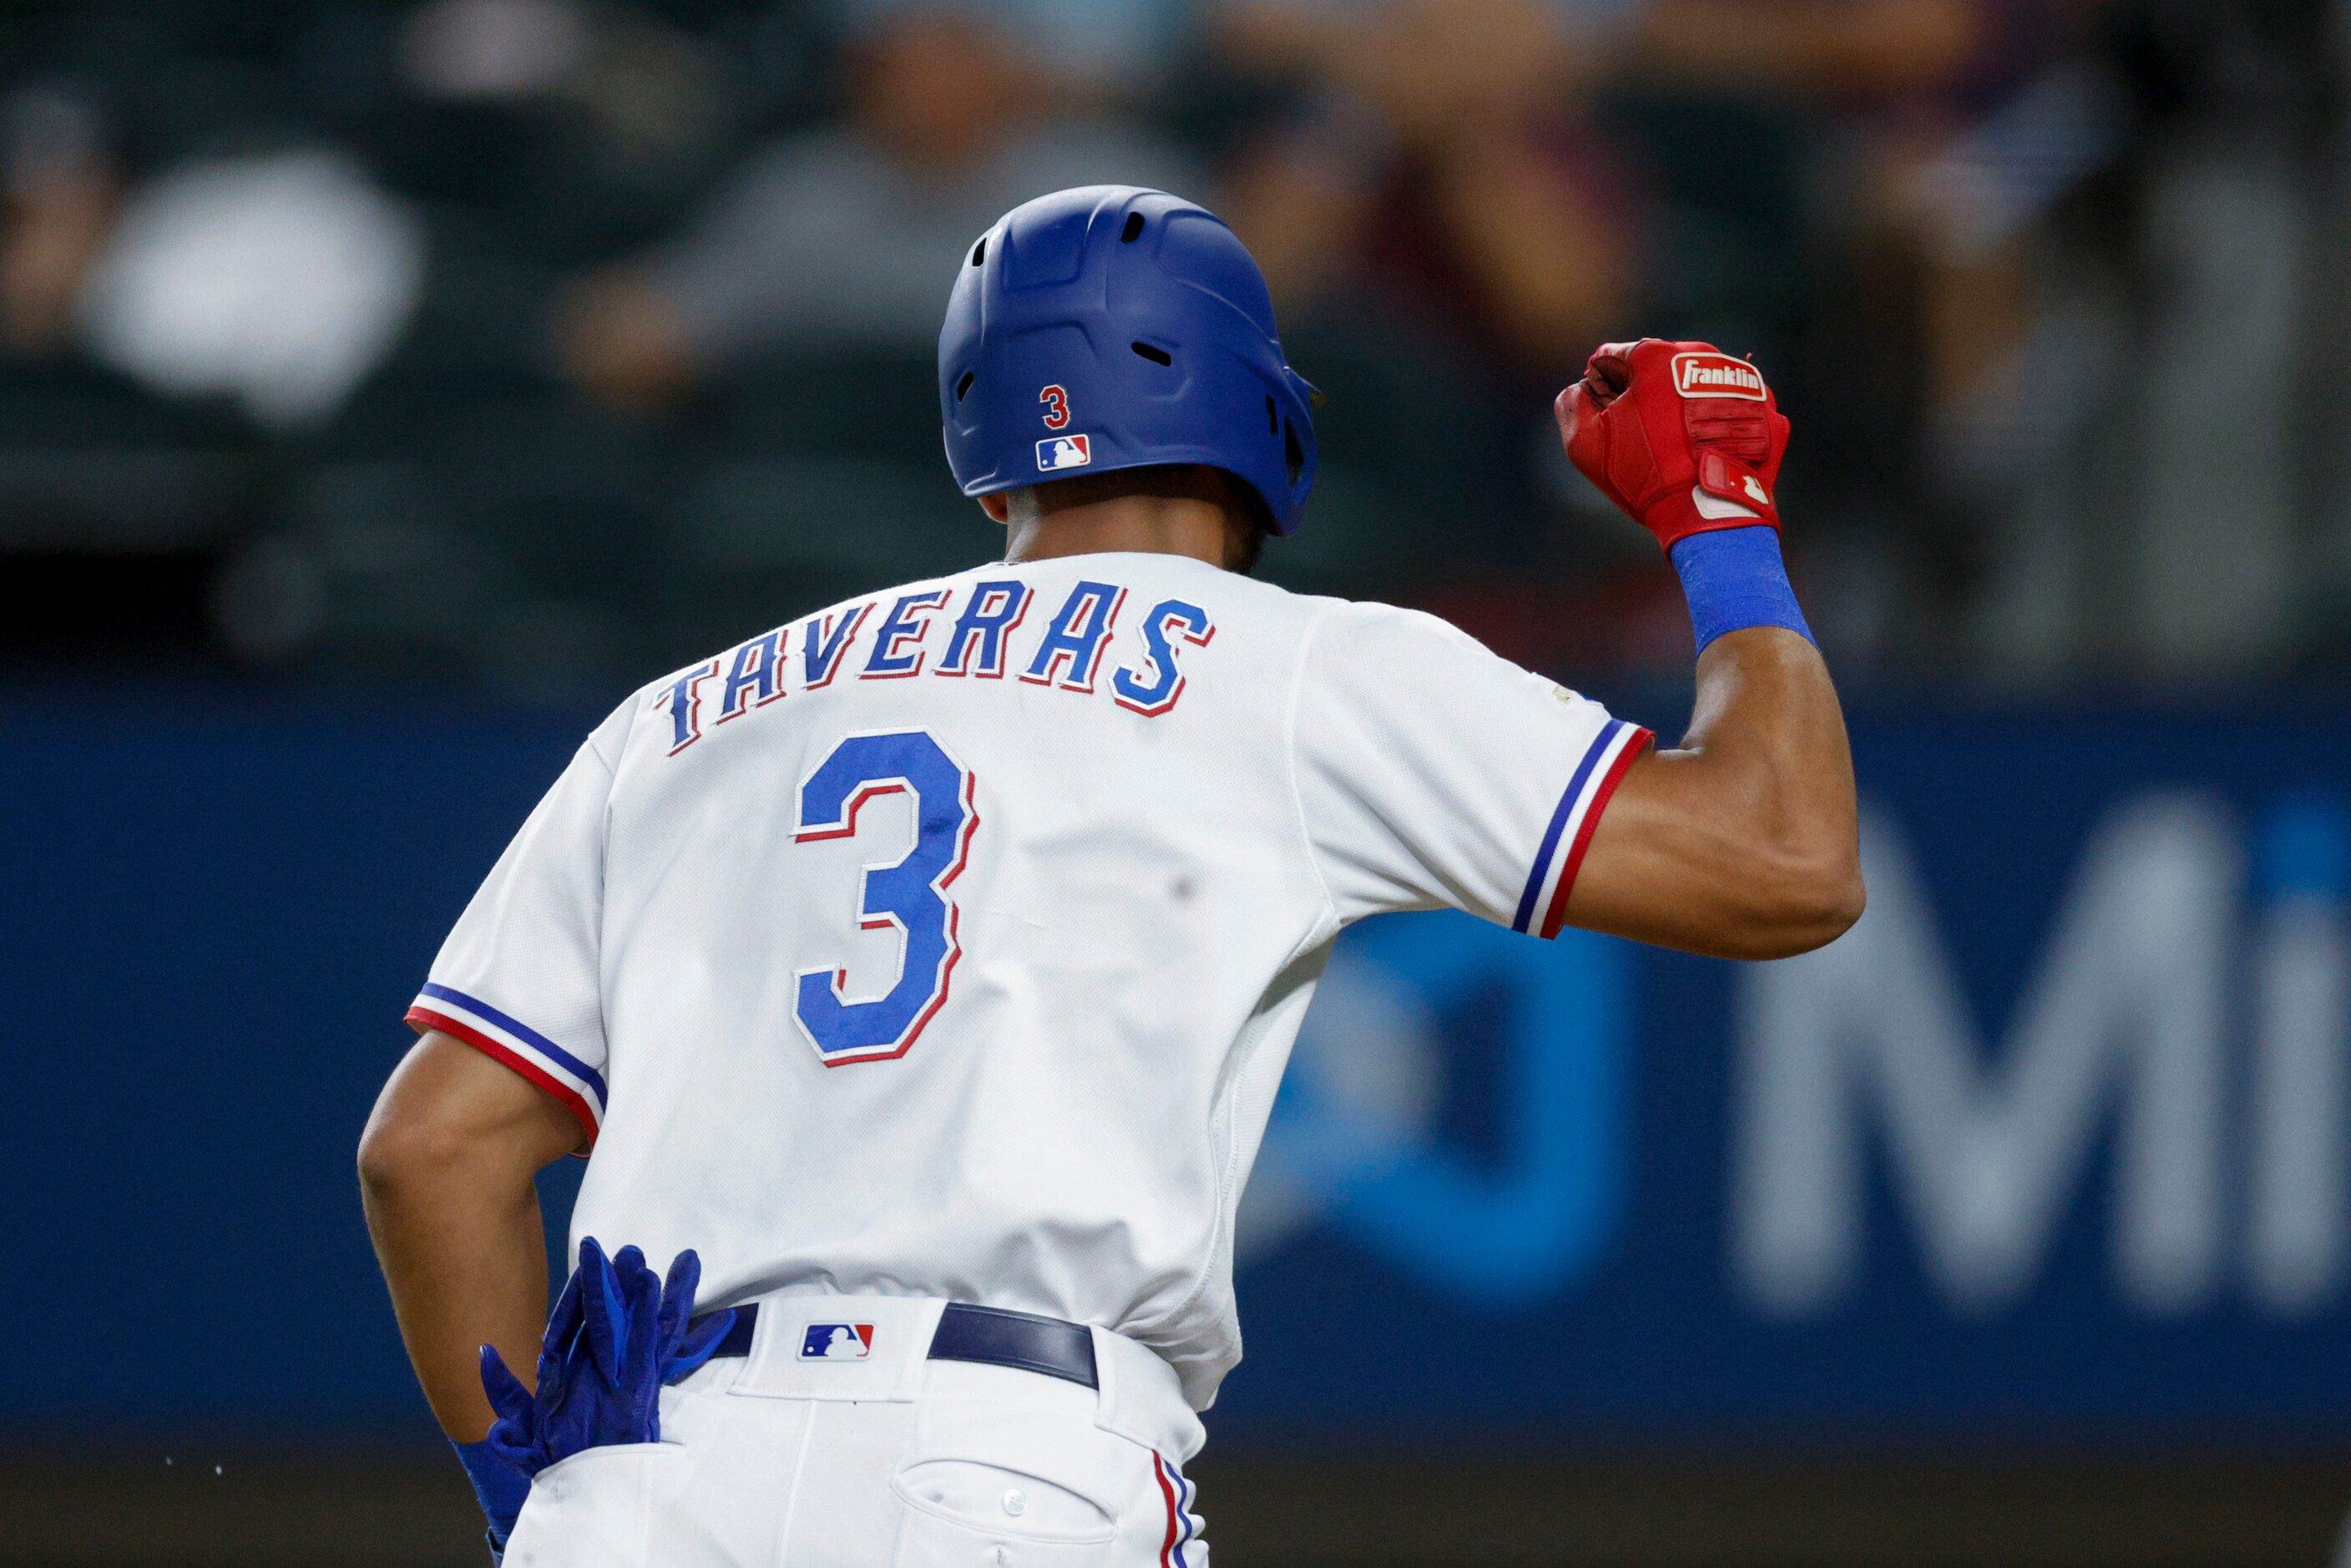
[408,550,1650,1410]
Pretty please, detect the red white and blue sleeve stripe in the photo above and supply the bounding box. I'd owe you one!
[1511,718,1653,939]
[404,981,607,1144]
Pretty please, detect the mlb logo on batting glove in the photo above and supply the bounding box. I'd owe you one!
[1036,433,1092,471]
[800,1323,875,1359]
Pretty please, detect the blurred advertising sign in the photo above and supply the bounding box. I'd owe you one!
[1222,727,2351,1437]
[1736,795,2344,1322]
[1241,913,1633,1307]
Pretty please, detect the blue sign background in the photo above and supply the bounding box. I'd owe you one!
[1222,706,2351,1437]
[3,692,2347,1440]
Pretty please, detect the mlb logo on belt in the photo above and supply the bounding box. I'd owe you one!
[800,1323,876,1360]
[1670,352,1766,400]
[1036,433,1092,471]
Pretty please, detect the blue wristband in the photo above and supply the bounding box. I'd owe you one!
[1667,525,1813,653]
[453,1436,532,1552]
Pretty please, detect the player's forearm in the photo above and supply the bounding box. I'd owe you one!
[359,1036,573,1439]
[361,1133,549,1438]
[1573,625,1861,958]
[1675,623,1861,945]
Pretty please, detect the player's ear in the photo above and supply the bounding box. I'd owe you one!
[977,492,1012,524]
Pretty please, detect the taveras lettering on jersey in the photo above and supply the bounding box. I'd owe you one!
[641,572,1216,749]
[407,552,1651,1410]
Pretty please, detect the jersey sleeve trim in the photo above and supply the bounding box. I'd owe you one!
[404,982,607,1143]
[1513,720,1655,938]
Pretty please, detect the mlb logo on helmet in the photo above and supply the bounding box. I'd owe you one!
[1035,433,1092,472]
[1671,352,1766,401]
[800,1323,876,1360]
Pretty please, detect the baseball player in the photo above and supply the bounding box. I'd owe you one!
[360,185,1860,1565]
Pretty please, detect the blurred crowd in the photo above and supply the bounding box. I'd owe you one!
[0,0,2338,697]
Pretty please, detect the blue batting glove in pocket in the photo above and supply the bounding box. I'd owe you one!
[478,1238,737,1476]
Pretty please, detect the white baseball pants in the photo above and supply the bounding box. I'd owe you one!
[502,1296,1208,1568]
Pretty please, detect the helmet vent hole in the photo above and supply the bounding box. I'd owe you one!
[1284,420,1304,487]
[1265,396,1277,435]
[1130,341,1172,367]
[1120,213,1145,243]
[954,371,975,402]
[970,238,985,266]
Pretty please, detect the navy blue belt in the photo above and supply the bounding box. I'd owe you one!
[695,1301,1099,1390]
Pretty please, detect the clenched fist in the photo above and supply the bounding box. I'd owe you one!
[1555,339,1790,553]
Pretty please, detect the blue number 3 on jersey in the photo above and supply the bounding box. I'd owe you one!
[792,730,978,1064]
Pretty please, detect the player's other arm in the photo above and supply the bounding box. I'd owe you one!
[358,1030,583,1439]
[1555,339,1863,960]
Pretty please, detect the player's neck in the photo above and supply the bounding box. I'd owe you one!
[1002,497,1232,570]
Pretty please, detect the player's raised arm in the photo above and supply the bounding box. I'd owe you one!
[1554,338,1863,960]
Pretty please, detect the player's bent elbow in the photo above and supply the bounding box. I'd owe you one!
[1682,837,1863,962]
[1745,848,1865,959]
[1828,861,1868,936]
[356,1104,452,1200]
[356,1081,504,1200]
[359,1033,587,1202]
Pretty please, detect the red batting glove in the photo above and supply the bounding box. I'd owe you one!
[1553,338,1791,553]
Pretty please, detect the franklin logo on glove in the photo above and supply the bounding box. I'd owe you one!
[1671,352,1767,400]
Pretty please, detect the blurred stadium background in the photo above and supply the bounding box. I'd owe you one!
[4,0,2351,1562]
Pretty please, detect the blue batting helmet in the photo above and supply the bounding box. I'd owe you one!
[938,185,1319,534]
